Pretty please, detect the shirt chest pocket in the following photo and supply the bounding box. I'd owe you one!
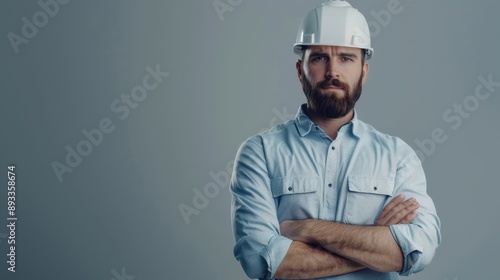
[344,176,394,225]
[271,176,320,221]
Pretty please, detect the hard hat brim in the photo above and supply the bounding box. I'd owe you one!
[293,43,374,60]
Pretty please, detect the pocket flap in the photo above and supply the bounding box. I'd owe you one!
[271,176,320,197]
[348,176,394,196]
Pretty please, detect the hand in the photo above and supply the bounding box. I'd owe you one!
[280,220,311,243]
[375,195,419,226]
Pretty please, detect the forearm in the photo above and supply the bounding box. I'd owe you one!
[302,220,403,272]
[274,241,364,279]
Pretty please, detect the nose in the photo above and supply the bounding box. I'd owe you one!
[326,59,340,79]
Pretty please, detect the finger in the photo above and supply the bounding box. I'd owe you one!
[399,211,418,224]
[376,197,418,226]
[384,199,418,225]
[376,195,408,225]
[378,194,405,221]
[384,200,419,225]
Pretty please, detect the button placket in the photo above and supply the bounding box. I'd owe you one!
[323,138,340,219]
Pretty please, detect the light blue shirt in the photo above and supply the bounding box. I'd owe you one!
[230,104,441,280]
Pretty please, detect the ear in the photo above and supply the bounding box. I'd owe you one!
[296,59,303,81]
[361,62,369,85]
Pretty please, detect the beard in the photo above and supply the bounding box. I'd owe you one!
[302,72,363,119]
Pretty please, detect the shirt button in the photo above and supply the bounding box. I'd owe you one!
[288,187,293,191]
[315,126,319,130]
[331,146,335,150]
[373,186,378,191]
[328,183,333,188]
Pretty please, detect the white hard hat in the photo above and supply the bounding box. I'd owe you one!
[294,0,374,60]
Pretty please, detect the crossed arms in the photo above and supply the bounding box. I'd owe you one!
[231,138,441,280]
[274,195,419,279]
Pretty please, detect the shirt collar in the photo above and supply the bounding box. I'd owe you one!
[294,104,361,138]
[295,104,315,137]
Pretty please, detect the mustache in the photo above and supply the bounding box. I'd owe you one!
[318,78,348,91]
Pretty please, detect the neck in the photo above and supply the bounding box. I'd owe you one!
[304,107,354,140]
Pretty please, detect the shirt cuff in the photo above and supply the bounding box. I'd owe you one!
[260,235,293,279]
[389,224,423,276]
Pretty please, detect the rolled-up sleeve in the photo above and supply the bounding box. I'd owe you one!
[230,136,292,279]
[389,149,442,276]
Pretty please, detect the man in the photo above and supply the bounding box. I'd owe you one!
[230,1,441,279]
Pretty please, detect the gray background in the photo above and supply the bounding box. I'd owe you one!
[1,0,499,279]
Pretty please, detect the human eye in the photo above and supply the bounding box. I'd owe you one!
[311,56,327,63]
[340,55,354,63]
